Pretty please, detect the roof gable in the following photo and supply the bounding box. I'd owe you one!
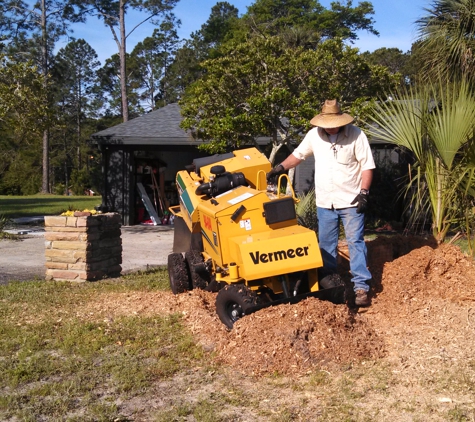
[91,103,199,146]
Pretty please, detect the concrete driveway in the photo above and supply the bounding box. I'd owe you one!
[0,223,174,284]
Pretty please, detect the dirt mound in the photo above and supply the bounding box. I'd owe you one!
[178,239,475,375]
[79,236,475,377]
[375,243,475,306]
[215,298,385,375]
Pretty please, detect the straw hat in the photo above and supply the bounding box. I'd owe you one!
[310,99,354,128]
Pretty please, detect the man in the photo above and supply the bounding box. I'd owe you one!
[267,99,375,306]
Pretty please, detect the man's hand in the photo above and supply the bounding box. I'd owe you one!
[351,189,369,214]
[266,164,285,183]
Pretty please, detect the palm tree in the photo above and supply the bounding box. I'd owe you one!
[295,188,317,231]
[368,80,475,246]
[416,0,475,83]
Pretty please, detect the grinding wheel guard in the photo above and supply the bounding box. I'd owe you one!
[229,226,323,281]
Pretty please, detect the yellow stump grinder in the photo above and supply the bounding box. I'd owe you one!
[168,148,345,328]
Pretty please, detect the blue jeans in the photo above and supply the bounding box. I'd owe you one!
[317,207,371,292]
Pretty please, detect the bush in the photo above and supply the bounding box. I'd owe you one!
[295,188,317,231]
[0,213,11,232]
[53,183,67,196]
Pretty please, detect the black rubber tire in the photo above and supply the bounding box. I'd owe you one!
[168,253,190,295]
[319,273,346,304]
[215,284,258,329]
[319,273,344,289]
[185,250,210,290]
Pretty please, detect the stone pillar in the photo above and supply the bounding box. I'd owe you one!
[44,213,122,282]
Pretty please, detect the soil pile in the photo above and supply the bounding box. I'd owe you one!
[376,243,475,305]
[214,298,385,375]
[80,235,475,376]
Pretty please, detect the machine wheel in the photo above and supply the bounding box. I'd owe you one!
[185,250,210,290]
[319,273,344,289]
[215,284,258,329]
[168,253,190,294]
[319,273,346,304]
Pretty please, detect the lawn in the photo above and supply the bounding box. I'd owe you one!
[0,270,208,421]
[1,196,474,420]
[0,194,102,218]
[1,269,474,421]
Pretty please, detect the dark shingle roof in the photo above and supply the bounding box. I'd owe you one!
[91,102,389,148]
[91,103,199,146]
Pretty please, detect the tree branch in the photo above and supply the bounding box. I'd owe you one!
[126,12,158,39]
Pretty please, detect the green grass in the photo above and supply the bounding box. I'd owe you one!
[1,269,475,421]
[0,194,102,218]
[0,269,205,421]
[447,235,474,256]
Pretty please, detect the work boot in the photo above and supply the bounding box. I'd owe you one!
[354,289,370,307]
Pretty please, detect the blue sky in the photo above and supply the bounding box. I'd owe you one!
[64,0,429,65]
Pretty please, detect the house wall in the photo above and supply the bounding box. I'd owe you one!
[100,145,207,226]
[101,146,134,226]
[99,143,398,226]
[295,156,315,193]
[372,146,400,164]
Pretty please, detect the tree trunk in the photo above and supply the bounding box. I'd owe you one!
[42,130,49,193]
[286,168,296,195]
[269,136,297,189]
[77,86,82,168]
[268,142,282,165]
[41,0,50,193]
[64,146,69,196]
[119,0,129,122]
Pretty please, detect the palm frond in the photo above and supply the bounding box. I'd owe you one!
[368,79,475,242]
[295,188,317,230]
[428,80,475,168]
[416,0,475,82]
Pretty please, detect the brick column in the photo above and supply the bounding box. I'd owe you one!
[44,213,122,282]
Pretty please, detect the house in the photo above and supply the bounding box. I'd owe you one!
[91,103,286,225]
[91,103,206,225]
[91,103,398,226]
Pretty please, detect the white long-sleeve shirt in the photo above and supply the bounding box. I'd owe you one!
[292,125,375,209]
